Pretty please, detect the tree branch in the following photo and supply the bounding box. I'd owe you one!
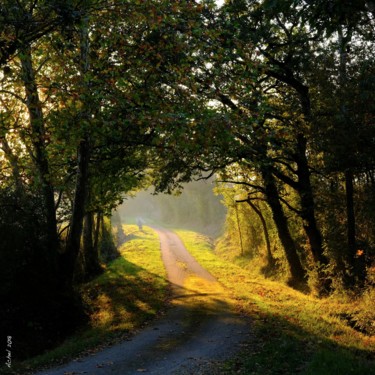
[217,179,265,192]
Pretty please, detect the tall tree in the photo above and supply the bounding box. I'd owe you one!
[19,43,59,261]
[62,11,92,285]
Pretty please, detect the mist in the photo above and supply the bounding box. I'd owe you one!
[115,179,227,237]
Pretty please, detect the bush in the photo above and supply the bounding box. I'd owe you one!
[0,190,86,360]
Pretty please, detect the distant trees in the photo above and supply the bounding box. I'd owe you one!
[119,178,226,236]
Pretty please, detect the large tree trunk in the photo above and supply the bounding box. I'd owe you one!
[337,27,365,285]
[261,166,306,286]
[20,45,58,258]
[63,139,90,284]
[267,60,327,277]
[62,15,92,285]
[293,134,332,294]
[295,134,328,267]
[279,68,329,290]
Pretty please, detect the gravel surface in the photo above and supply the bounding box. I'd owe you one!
[34,227,252,375]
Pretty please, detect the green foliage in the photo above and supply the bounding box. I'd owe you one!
[352,283,375,336]
[153,0,375,290]
[221,199,262,257]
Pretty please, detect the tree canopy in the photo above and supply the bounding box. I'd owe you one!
[1,0,374,358]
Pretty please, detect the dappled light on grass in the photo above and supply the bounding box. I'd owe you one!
[176,229,375,375]
[84,226,168,333]
[181,275,233,315]
[17,226,168,373]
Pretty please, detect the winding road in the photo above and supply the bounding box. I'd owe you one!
[35,228,251,375]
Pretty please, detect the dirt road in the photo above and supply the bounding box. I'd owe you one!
[35,228,251,374]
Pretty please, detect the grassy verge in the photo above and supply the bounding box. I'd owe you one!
[7,225,167,375]
[175,229,375,375]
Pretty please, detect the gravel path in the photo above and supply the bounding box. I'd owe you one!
[34,228,252,375]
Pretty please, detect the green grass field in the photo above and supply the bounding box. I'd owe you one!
[175,229,375,375]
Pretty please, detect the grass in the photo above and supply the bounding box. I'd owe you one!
[4,226,374,374]
[5,225,168,375]
[175,229,375,375]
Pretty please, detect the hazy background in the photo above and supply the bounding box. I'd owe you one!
[115,178,226,237]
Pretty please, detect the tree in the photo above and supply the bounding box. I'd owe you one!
[309,0,375,285]
[150,0,375,291]
[1,0,218,357]
[19,43,60,262]
[0,0,83,66]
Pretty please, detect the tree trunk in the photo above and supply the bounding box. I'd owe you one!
[62,15,92,285]
[83,211,102,280]
[246,199,275,268]
[63,138,90,283]
[261,166,306,286]
[345,170,365,284]
[295,134,328,267]
[267,64,328,288]
[234,203,244,256]
[101,215,119,261]
[345,170,356,261]
[278,66,328,290]
[93,212,102,255]
[267,56,327,272]
[0,136,25,197]
[112,210,126,247]
[337,27,365,285]
[20,45,59,257]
